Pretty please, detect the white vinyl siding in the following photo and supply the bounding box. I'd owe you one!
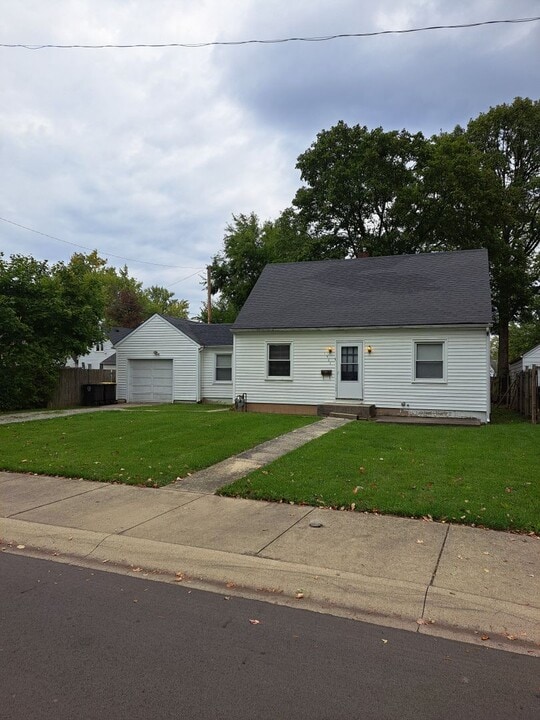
[233,327,490,420]
[201,347,234,402]
[115,315,199,402]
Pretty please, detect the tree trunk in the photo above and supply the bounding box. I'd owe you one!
[497,318,510,394]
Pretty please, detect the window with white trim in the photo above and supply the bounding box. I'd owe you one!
[414,342,444,380]
[267,344,291,377]
[215,353,232,382]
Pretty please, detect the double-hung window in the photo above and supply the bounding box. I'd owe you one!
[267,344,291,378]
[215,353,232,382]
[414,342,445,381]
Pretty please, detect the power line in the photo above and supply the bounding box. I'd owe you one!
[167,269,205,288]
[1,16,539,50]
[0,216,201,270]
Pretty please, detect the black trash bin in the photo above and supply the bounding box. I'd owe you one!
[81,383,116,406]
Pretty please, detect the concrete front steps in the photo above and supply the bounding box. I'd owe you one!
[317,404,481,426]
[317,404,376,420]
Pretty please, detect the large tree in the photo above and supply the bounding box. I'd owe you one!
[207,213,276,320]
[293,121,426,257]
[0,253,105,410]
[465,97,540,380]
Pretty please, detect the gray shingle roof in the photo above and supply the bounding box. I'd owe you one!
[162,317,233,346]
[109,327,133,344]
[233,249,492,330]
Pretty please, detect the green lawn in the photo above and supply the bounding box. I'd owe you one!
[0,405,316,487]
[219,409,540,534]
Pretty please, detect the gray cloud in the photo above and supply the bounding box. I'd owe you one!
[1,0,539,313]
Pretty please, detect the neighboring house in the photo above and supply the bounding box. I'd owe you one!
[509,342,540,378]
[232,249,493,423]
[114,314,233,403]
[66,327,132,369]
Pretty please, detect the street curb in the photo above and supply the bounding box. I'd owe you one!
[1,517,538,656]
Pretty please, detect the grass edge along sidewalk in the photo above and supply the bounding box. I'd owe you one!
[0,404,316,487]
[219,410,540,535]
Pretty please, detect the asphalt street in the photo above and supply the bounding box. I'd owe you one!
[1,553,538,720]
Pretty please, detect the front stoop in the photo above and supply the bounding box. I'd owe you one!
[376,416,482,426]
[317,404,376,420]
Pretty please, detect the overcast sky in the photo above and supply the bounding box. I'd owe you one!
[1,1,539,316]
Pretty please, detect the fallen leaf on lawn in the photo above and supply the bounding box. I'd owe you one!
[353,486,360,494]
[16,544,25,550]
[358,467,365,474]
[481,634,489,641]
[505,487,513,493]
[249,619,261,625]
[350,502,356,511]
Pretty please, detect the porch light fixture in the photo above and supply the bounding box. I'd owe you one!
[325,346,335,354]
[153,350,160,356]
[366,345,373,354]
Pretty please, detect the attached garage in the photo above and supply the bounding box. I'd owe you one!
[114,315,234,404]
[128,359,173,403]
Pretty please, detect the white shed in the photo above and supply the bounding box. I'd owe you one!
[114,315,233,404]
[232,250,493,423]
[509,342,540,378]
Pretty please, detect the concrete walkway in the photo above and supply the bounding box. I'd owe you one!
[0,405,138,425]
[171,416,350,492]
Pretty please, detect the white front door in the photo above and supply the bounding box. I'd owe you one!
[336,343,363,399]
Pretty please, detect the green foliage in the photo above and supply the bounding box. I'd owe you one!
[0,253,105,410]
[143,285,189,318]
[293,121,426,257]
[465,97,540,375]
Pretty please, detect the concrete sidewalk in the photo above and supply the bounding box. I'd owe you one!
[1,469,538,656]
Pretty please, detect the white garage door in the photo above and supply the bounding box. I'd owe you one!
[129,359,173,403]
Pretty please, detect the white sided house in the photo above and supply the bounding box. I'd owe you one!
[232,249,493,423]
[66,327,132,369]
[509,342,540,378]
[114,315,234,404]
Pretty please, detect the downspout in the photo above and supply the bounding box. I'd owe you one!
[197,346,203,403]
[486,327,491,423]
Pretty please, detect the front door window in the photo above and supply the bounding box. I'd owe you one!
[340,346,358,381]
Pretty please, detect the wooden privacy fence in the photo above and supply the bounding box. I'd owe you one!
[48,367,116,409]
[492,366,539,424]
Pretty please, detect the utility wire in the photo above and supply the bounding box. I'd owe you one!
[167,269,205,288]
[2,16,539,50]
[0,216,201,269]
